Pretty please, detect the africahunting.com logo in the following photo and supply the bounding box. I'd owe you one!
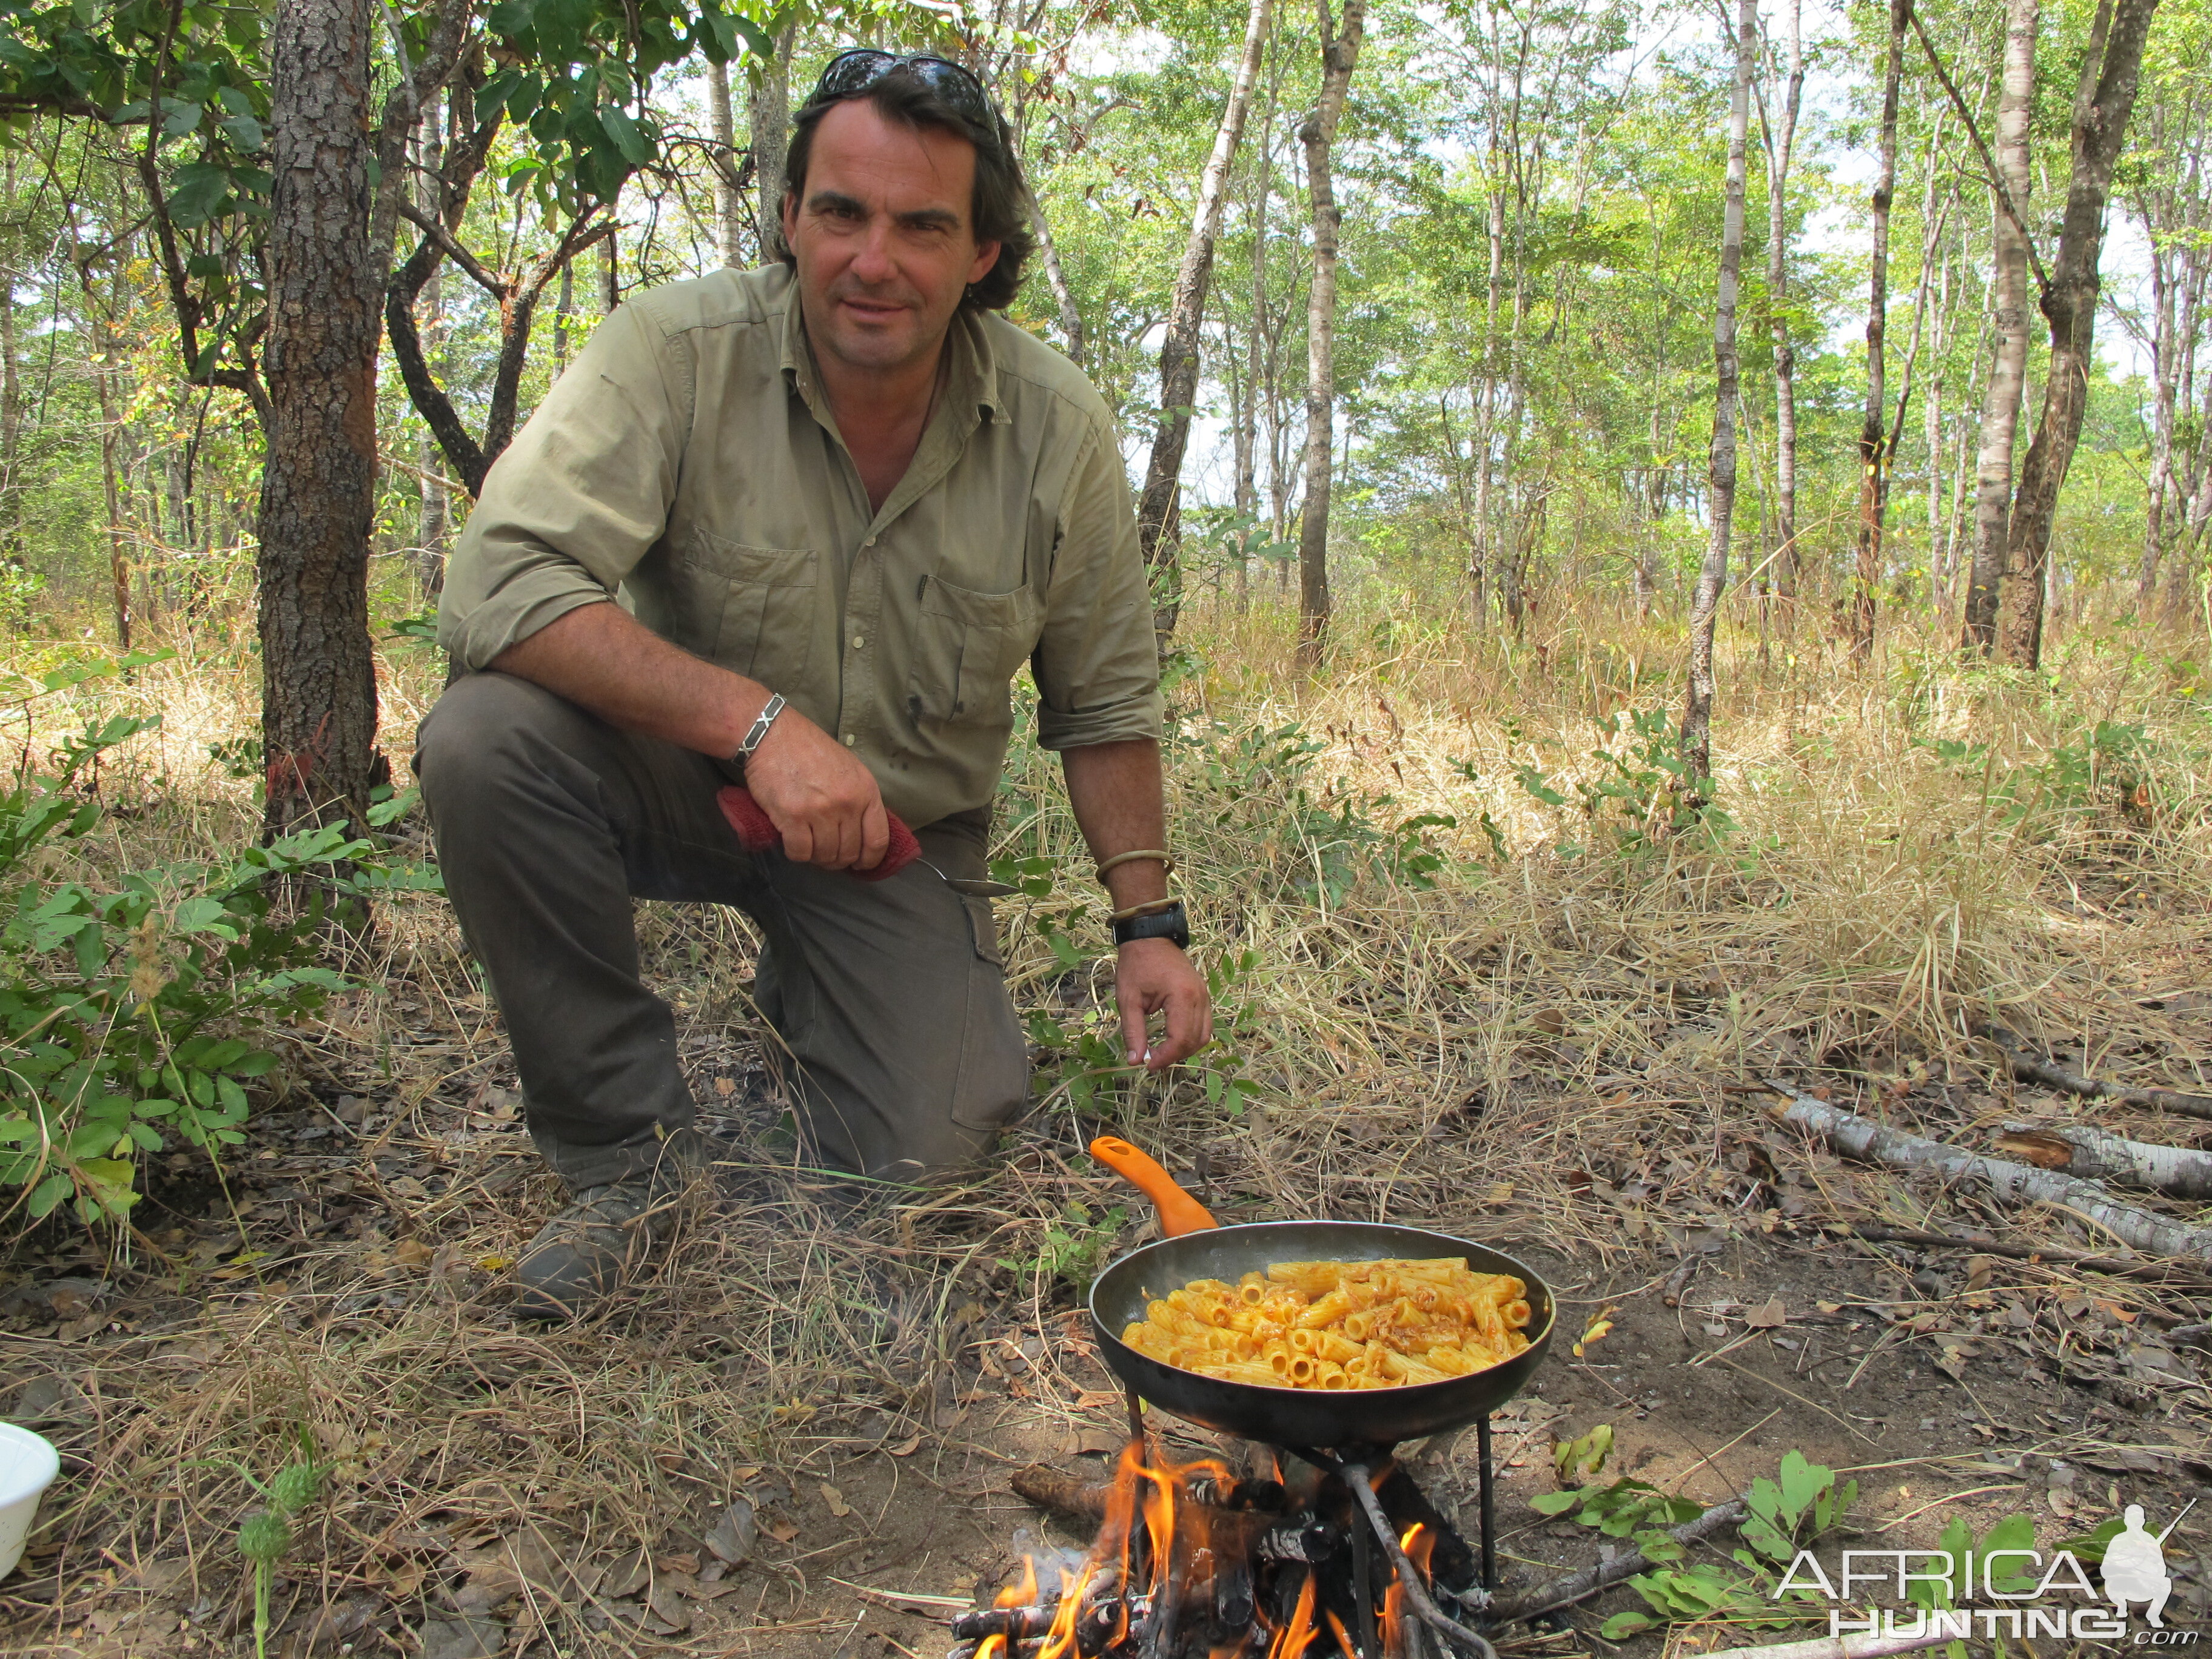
[1777,1502,2199,1644]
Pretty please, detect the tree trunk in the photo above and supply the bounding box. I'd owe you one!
[0,150,18,569]
[1997,0,2162,668]
[415,99,449,596]
[257,0,384,837]
[1761,0,1805,616]
[1293,0,1366,672]
[92,321,132,651]
[1681,0,1753,794]
[1851,0,1908,662]
[1025,183,1087,366]
[1961,0,2039,650]
[748,25,795,261]
[2138,206,2178,606]
[708,58,746,267]
[1136,0,1273,648]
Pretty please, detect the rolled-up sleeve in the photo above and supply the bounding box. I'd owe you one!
[1031,420,1164,751]
[438,303,693,669]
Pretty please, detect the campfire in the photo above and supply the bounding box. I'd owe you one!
[954,1426,1498,1658]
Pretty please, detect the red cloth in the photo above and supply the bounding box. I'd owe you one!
[716,785,921,883]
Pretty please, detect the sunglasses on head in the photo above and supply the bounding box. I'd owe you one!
[806,49,999,138]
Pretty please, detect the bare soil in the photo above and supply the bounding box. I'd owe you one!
[7,997,2211,1659]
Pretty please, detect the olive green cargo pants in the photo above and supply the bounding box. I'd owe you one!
[414,671,1028,1188]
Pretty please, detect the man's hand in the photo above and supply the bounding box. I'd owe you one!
[743,707,891,871]
[1116,937,1212,1071]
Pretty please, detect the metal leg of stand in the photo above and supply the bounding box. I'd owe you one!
[1476,1415,1496,1592]
[1351,1511,1379,1658]
[1125,1386,1148,1459]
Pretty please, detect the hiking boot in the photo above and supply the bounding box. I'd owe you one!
[513,1174,685,1320]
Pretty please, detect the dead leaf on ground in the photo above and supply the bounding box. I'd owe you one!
[1995,1130,2074,1170]
[1744,1297,1787,1329]
[703,1500,756,1566]
[886,1433,925,1457]
[598,1546,651,1601]
[391,1238,435,1268]
[765,1517,800,1544]
[819,1482,851,1518]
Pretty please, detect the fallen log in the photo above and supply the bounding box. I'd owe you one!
[1489,1498,1747,1623]
[1997,1120,2212,1199]
[1765,1082,2212,1262]
[1714,1627,1966,1659]
[1834,1222,2212,1285]
[1981,1025,2212,1121]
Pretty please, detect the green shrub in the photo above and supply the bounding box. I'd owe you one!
[0,656,374,1226]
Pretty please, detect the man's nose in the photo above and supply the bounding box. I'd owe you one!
[851,216,897,281]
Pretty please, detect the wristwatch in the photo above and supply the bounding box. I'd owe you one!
[1112,900,1190,951]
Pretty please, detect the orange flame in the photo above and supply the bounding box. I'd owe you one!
[1379,1523,1432,1655]
[1268,1569,1319,1659]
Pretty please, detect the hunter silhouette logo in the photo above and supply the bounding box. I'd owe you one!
[1777,1498,2201,1643]
[2106,1503,2190,1629]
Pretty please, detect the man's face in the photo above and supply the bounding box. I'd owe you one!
[783,99,1002,383]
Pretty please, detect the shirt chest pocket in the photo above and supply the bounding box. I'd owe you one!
[910,575,1043,728]
[676,531,817,689]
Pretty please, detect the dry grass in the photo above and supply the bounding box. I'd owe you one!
[4,595,2211,1654]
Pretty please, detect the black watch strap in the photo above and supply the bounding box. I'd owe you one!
[1112,899,1190,950]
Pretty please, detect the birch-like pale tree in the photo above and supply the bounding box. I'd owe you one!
[1136,0,1274,645]
[1756,0,1805,612]
[1294,0,1368,668]
[1681,0,1753,795]
[1959,0,2037,649]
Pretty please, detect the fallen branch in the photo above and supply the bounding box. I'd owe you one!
[1715,1626,1965,1659]
[1997,1121,2212,1199]
[1982,1025,2212,1121]
[1765,1082,2212,1262]
[1489,1497,1747,1623]
[1833,1222,2212,1284]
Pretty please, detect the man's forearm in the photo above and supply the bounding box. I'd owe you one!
[489,602,769,759]
[1061,740,1173,913]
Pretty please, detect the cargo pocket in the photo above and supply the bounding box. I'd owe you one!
[910,575,1042,726]
[679,530,817,688]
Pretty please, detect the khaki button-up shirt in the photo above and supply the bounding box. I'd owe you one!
[438,264,1162,830]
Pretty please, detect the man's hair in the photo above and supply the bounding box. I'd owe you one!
[780,64,1035,312]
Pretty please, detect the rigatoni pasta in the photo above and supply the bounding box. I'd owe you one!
[1120,1258,1533,1390]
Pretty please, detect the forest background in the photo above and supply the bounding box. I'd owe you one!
[1,0,2207,699]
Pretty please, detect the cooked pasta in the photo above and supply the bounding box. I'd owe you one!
[1120,1258,1535,1390]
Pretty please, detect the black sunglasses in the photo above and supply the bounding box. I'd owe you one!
[805,49,1000,139]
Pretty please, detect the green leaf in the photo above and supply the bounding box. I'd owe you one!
[1529,1490,1580,1516]
[27,1171,71,1217]
[1600,1612,1655,1640]
[1777,1449,1828,1522]
[597,104,652,166]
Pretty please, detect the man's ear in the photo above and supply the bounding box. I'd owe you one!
[966,240,1002,287]
[780,189,799,247]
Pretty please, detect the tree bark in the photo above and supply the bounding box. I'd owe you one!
[1760,0,1804,617]
[1680,0,1753,795]
[1025,182,1087,367]
[708,58,746,267]
[748,25,795,261]
[1137,0,1273,648]
[257,0,384,837]
[1294,0,1366,671]
[1962,0,2039,650]
[1851,0,1908,662]
[1997,0,2162,668]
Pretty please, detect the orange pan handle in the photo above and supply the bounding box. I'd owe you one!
[1088,1135,1219,1236]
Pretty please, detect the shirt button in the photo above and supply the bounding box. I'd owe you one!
[863,536,876,548]
[842,733,857,747]
[851,635,865,651]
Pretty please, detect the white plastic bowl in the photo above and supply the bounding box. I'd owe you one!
[0,1421,61,1580]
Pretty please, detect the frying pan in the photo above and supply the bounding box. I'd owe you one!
[1085,1138,1554,1450]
